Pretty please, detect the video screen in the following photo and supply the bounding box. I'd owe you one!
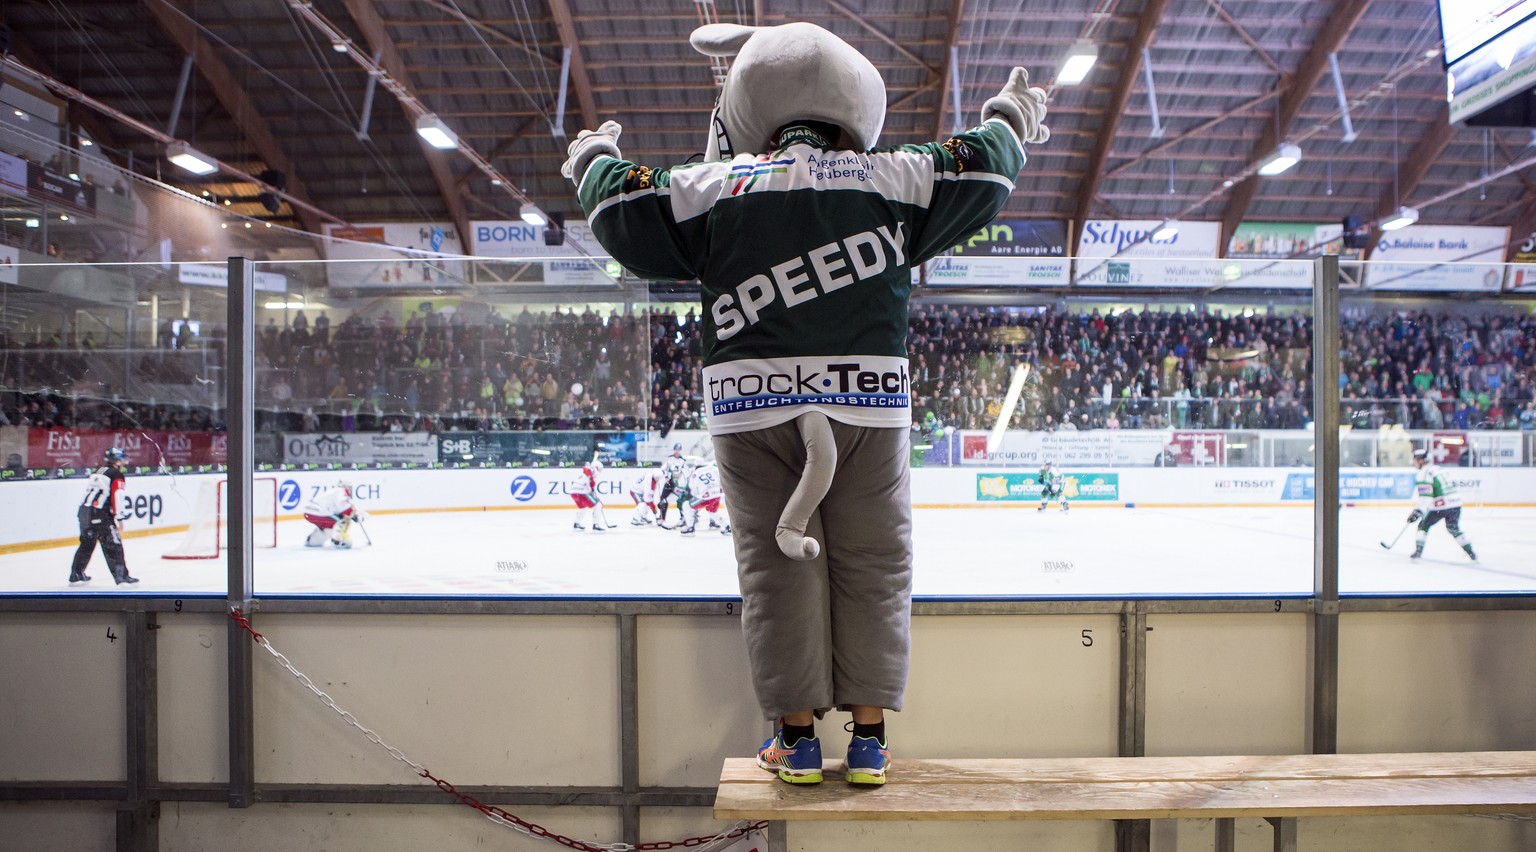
[1442,0,1536,64]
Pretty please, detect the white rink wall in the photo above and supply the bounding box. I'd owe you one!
[3,610,1536,850]
[5,467,1536,850]
[4,466,1534,550]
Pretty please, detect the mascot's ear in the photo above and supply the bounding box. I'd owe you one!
[690,23,757,57]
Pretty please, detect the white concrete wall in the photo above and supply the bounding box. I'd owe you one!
[4,609,1536,850]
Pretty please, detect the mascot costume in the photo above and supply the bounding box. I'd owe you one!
[563,22,1047,786]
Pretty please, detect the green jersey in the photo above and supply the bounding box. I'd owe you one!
[576,119,1027,434]
[1414,464,1461,511]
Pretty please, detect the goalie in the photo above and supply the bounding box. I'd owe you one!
[303,481,366,549]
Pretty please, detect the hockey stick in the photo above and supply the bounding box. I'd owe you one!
[1380,519,1415,550]
[354,515,373,546]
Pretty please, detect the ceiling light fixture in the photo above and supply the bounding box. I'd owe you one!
[1151,220,1179,241]
[1058,41,1099,85]
[331,41,349,53]
[1380,206,1418,231]
[80,139,93,147]
[520,203,548,226]
[166,141,218,176]
[1257,142,1302,176]
[415,114,459,150]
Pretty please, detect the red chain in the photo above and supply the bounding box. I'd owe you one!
[229,607,264,642]
[228,608,767,851]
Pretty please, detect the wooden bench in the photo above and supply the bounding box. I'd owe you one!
[716,751,1536,850]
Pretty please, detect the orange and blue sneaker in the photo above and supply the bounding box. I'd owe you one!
[845,734,892,785]
[756,729,823,785]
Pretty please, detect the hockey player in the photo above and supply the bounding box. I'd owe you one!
[1038,460,1068,512]
[1409,449,1476,561]
[679,460,731,536]
[571,459,615,532]
[657,443,688,527]
[69,447,138,584]
[303,480,366,549]
[629,468,664,526]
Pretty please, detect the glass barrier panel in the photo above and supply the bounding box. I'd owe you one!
[9,249,1529,600]
[221,254,1319,598]
[902,255,1317,597]
[1338,258,1535,595]
[248,255,666,596]
[0,260,230,596]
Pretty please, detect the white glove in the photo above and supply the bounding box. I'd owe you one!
[353,509,368,523]
[560,120,624,186]
[981,67,1050,145]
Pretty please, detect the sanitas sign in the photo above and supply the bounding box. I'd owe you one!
[925,219,1069,286]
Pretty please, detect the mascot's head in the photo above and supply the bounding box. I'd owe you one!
[690,22,886,159]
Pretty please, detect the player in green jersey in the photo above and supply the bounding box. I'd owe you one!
[1409,449,1476,562]
[1038,460,1068,512]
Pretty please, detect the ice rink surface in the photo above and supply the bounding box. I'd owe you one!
[3,504,1532,598]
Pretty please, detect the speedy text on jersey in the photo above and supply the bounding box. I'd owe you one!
[710,223,907,342]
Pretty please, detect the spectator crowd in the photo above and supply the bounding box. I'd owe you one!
[2,302,1534,437]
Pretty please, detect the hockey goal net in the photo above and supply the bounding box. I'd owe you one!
[162,477,280,560]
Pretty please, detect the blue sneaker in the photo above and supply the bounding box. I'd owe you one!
[845,735,891,785]
[756,729,823,784]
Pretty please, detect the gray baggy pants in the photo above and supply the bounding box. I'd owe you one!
[713,420,913,721]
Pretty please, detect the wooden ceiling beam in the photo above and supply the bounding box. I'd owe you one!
[1370,103,1453,225]
[1072,0,1174,229]
[143,0,323,232]
[340,0,472,244]
[545,0,600,130]
[931,0,966,140]
[1501,186,1536,261]
[1218,0,1373,249]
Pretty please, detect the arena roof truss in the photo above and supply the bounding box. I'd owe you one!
[2,0,1528,259]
